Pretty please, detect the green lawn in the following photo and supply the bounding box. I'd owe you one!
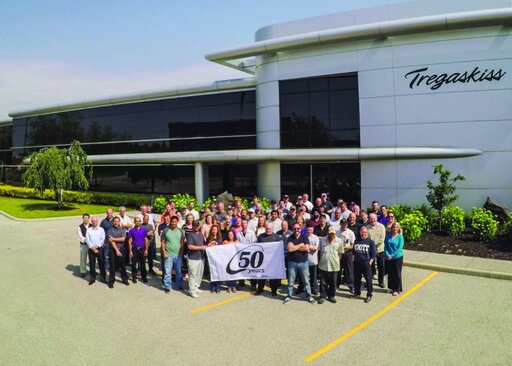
[0,196,112,219]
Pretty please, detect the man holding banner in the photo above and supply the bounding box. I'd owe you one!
[283,223,317,305]
[256,223,282,297]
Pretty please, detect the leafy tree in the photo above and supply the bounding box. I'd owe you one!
[22,141,92,208]
[426,164,465,231]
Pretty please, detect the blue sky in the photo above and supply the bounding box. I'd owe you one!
[0,0,405,120]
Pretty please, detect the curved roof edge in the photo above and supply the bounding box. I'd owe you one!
[9,77,256,119]
[89,147,482,164]
[0,120,12,127]
[206,7,512,62]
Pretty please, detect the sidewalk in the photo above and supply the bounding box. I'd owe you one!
[404,249,512,281]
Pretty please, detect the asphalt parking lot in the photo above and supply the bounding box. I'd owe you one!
[0,215,511,366]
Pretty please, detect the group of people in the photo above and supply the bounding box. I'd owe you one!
[77,193,404,305]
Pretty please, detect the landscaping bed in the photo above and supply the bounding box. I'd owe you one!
[407,231,512,261]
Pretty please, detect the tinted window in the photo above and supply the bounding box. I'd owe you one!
[280,74,359,148]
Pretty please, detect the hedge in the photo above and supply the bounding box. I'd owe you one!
[0,184,152,209]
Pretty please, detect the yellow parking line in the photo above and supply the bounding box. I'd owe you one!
[304,271,439,363]
[191,292,252,314]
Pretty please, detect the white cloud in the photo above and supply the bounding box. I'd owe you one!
[0,59,248,120]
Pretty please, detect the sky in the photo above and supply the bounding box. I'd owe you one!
[0,0,406,121]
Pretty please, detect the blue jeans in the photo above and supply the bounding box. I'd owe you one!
[164,256,183,290]
[287,261,312,298]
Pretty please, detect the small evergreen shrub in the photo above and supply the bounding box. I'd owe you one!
[468,208,498,242]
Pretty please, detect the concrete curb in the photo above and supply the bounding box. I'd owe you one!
[404,260,512,281]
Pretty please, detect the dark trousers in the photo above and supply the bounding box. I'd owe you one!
[124,237,130,265]
[109,246,128,285]
[375,252,386,285]
[147,240,156,271]
[354,260,373,296]
[319,270,337,299]
[250,279,281,293]
[341,252,354,290]
[88,247,106,281]
[309,265,318,294]
[131,247,147,281]
[387,256,403,293]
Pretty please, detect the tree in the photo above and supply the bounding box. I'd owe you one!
[22,140,92,208]
[426,164,465,231]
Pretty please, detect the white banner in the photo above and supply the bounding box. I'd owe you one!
[206,242,286,282]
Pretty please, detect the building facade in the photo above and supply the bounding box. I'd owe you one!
[3,0,512,209]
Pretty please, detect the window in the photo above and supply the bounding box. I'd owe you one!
[280,74,360,148]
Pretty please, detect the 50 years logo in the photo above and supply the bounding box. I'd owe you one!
[226,244,265,275]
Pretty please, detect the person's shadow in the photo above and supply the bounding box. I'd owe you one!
[66,264,85,279]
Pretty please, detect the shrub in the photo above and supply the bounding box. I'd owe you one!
[502,216,512,240]
[414,204,435,231]
[400,210,428,242]
[168,193,198,211]
[0,184,152,209]
[437,206,466,236]
[468,208,498,242]
[152,196,168,214]
[388,204,413,222]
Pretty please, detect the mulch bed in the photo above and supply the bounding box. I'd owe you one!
[406,231,512,261]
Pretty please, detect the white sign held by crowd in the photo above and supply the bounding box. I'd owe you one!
[206,242,285,282]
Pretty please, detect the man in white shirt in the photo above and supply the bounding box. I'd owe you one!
[237,220,257,244]
[329,209,342,233]
[85,216,107,286]
[267,209,282,233]
[302,193,313,212]
[117,206,133,265]
[136,204,154,226]
[338,219,355,294]
[185,201,200,221]
[306,226,320,296]
[247,208,259,231]
[76,213,90,278]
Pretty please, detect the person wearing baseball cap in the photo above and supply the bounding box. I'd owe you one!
[317,226,346,304]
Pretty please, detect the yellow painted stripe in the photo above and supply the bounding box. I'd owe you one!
[304,271,438,363]
[191,292,252,314]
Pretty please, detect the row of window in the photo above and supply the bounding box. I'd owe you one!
[12,91,256,149]
[2,162,360,201]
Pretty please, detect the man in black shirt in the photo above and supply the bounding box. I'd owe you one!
[100,208,114,270]
[107,216,129,288]
[347,212,361,239]
[256,224,282,297]
[351,226,376,303]
[283,223,317,305]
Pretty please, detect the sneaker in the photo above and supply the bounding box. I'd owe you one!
[350,293,360,299]
[308,297,317,305]
[164,289,170,294]
[191,292,199,298]
[317,297,325,304]
[132,279,137,284]
[364,295,372,303]
[283,297,291,305]
[327,297,337,304]
[392,292,398,296]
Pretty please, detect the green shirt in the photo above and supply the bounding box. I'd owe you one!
[162,227,183,256]
[318,236,345,272]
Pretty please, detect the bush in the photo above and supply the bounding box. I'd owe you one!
[502,215,512,239]
[400,210,428,242]
[0,184,152,209]
[437,206,466,236]
[153,196,168,214]
[414,204,436,231]
[169,193,199,211]
[468,208,498,242]
[388,204,413,222]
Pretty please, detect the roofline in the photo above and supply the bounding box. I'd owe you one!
[88,147,482,164]
[9,77,256,119]
[0,120,12,127]
[205,7,512,62]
